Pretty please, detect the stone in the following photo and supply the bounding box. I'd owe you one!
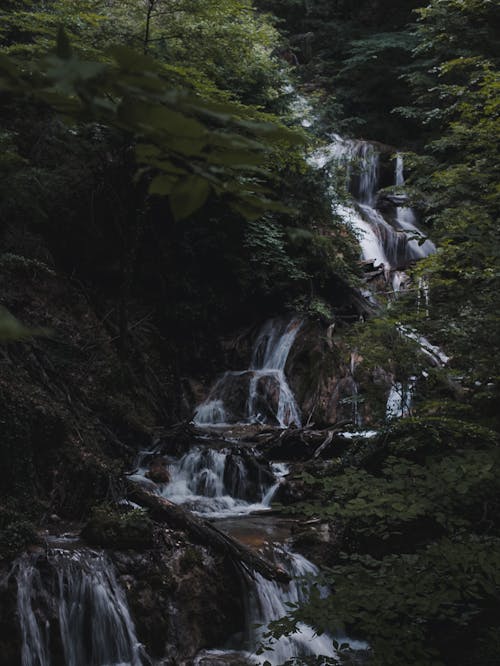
[146,457,170,484]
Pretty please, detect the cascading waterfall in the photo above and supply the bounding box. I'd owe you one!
[304,97,441,421]
[248,549,340,665]
[141,446,363,664]
[194,318,302,428]
[143,446,285,518]
[394,155,436,260]
[15,551,144,666]
[310,132,436,275]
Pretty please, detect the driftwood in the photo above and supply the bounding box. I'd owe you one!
[255,421,353,462]
[127,481,291,584]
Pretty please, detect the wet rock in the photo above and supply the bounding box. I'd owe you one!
[81,505,155,550]
[146,456,170,484]
[195,650,255,665]
[112,540,244,663]
[291,519,344,568]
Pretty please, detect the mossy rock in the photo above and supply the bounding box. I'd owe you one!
[82,504,154,550]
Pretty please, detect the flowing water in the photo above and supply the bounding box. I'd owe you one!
[194,318,302,429]
[133,421,371,666]
[15,550,143,666]
[15,90,440,666]
[305,102,443,417]
[139,446,288,519]
[136,444,361,665]
[311,138,436,275]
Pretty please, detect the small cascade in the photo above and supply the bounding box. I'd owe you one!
[248,548,339,665]
[386,379,416,420]
[311,136,436,277]
[349,352,363,427]
[394,155,436,260]
[194,318,302,429]
[143,447,287,518]
[356,143,379,206]
[16,551,144,666]
[17,561,50,666]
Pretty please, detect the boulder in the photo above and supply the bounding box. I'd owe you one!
[146,456,170,484]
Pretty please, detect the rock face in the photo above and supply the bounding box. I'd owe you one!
[146,456,171,484]
[286,321,359,426]
[112,537,244,664]
[191,318,391,429]
[0,536,244,666]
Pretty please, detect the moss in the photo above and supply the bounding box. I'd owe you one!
[179,546,203,573]
[0,508,37,560]
[82,504,154,550]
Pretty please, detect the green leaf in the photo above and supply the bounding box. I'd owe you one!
[149,175,177,197]
[169,176,210,220]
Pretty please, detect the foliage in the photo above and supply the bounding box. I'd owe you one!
[278,416,500,665]
[0,507,37,559]
[255,0,424,143]
[0,0,285,105]
[0,30,301,222]
[82,503,154,549]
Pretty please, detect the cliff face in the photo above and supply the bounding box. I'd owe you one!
[0,542,244,665]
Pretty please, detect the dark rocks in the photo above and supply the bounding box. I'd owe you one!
[146,456,170,484]
[111,539,244,664]
[81,505,155,550]
[291,519,344,568]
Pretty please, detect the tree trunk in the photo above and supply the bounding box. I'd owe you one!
[127,481,291,584]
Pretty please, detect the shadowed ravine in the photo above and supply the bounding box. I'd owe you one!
[11,92,435,665]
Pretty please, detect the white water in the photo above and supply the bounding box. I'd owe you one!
[194,318,302,428]
[310,135,436,278]
[134,440,366,663]
[16,551,143,666]
[139,447,288,519]
[395,154,436,260]
[386,379,416,420]
[249,548,339,665]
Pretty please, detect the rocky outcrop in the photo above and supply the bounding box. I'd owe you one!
[0,535,245,666]
[286,321,358,427]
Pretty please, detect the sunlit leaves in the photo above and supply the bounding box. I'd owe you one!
[0,36,303,221]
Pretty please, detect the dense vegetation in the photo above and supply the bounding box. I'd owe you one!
[257,2,500,665]
[1,1,499,665]
[0,0,361,359]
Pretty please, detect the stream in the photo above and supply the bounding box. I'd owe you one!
[12,91,436,665]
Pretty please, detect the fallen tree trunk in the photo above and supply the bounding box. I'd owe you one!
[126,481,291,584]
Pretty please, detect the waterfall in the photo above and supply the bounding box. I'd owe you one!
[17,560,51,666]
[310,136,436,275]
[356,143,379,205]
[16,551,144,666]
[248,548,339,665]
[194,318,302,428]
[141,446,287,518]
[395,154,436,260]
[386,380,415,420]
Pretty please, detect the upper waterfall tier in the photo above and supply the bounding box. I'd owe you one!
[194,318,302,428]
[311,134,435,274]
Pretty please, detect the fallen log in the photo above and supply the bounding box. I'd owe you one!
[126,481,291,585]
